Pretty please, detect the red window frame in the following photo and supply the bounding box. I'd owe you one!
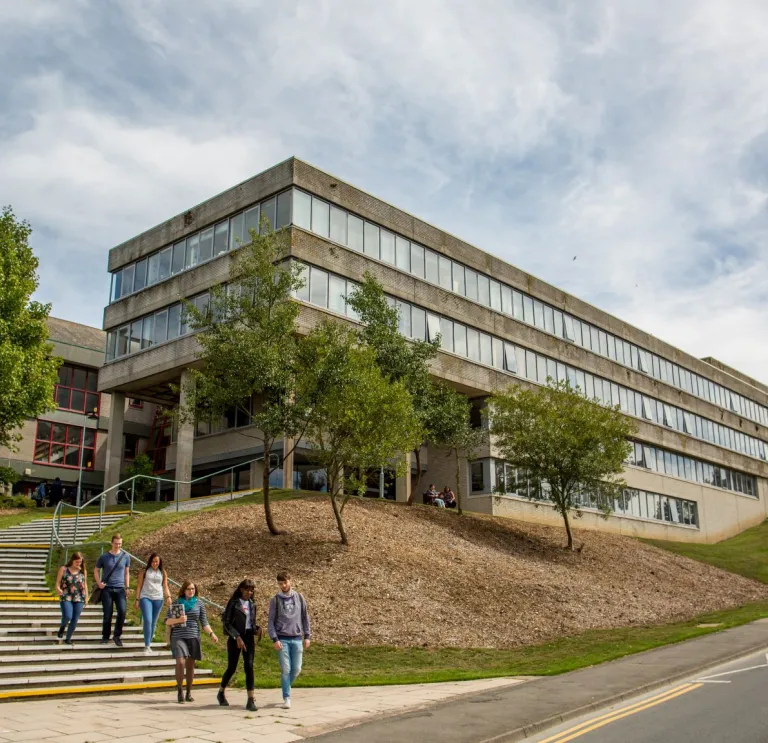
[33,421,96,470]
[129,399,144,409]
[55,364,100,415]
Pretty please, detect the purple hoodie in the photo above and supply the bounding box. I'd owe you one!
[268,591,311,641]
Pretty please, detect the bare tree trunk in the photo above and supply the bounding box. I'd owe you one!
[561,505,574,550]
[455,449,463,516]
[262,464,284,536]
[330,487,349,546]
[408,446,422,506]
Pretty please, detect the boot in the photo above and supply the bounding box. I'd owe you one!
[217,689,229,706]
[246,698,258,712]
[177,686,184,704]
[185,690,194,703]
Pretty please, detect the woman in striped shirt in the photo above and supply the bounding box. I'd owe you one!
[166,580,218,703]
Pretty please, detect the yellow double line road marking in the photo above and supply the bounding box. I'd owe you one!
[537,682,703,743]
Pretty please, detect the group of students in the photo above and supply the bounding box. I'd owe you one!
[54,533,312,710]
[423,483,457,508]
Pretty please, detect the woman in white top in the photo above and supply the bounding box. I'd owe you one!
[135,553,171,653]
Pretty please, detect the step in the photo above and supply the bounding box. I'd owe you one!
[0,658,176,676]
[0,618,106,626]
[0,676,222,700]
[0,610,103,617]
[0,667,214,689]
[0,635,170,652]
[0,628,143,637]
[4,649,172,663]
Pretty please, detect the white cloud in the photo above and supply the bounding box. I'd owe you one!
[0,0,767,386]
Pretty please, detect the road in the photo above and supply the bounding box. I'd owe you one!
[528,649,768,743]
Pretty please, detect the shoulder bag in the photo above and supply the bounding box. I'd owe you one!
[90,551,125,604]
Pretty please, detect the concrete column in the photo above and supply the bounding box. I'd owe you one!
[250,457,264,493]
[282,437,295,490]
[395,452,412,503]
[104,391,125,505]
[176,369,195,500]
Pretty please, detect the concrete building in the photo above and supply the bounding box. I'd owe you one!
[99,158,768,542]
[0,317,155,503]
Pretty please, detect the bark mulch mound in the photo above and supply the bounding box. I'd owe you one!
[134,497,768,649]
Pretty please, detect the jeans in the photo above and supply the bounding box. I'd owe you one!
[101,587,126,640]
[139,597,164,647]
[276,637,304,699]
[221,629,256,691]
[59,600,84,641]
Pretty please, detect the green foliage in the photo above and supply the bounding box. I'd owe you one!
[428,385,487,514]
[299,321,423,544]
[490,379,635,549]
[0,206,60,450]
[0,465,19,486]
[123,452,155,502]
[0,494,36,509]
[346,273,440,495]
[178,222,309,534]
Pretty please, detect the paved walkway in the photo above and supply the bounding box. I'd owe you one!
[0,676,525,742]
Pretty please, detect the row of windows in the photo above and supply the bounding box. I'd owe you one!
[488,460,700,527]
[108,185,768,428]
[292,188,768,429]
[34,421,96,470]
[293,260,767,464]
[627,440,757,497]
[55,364,100,415]
[109,190,293,302]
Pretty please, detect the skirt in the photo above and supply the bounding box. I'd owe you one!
[170,635,202,660]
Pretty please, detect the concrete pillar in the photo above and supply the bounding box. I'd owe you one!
[176,369,195,500]
[104,391,125,505]
[395,452,412,503]
[282,437,295,490]
[250,458,264,493]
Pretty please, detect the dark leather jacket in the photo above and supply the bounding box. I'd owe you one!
[222,596,259,640]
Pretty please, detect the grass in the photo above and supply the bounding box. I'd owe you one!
[40,494,768,689]
[646,519,768,585]
[0,502,168,531]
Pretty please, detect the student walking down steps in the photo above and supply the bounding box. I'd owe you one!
[268,571,311,709]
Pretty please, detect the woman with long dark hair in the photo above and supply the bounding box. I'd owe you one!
[55,552,87,646]
[166,580,218,703]
[218,578,260,711]
[134,553,172,653]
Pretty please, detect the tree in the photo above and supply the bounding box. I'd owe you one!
[489,379,636,550]
[346,273,439,501]
[428,385,487,515]
[299,321,423,545]
[178,223,310,535]
[0,206,60,450]
[123,452,154,502]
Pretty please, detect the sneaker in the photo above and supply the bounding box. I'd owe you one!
[114,637,123,647]
[56,628,64,640]
[143,646,153,655]
[246,698,258,712]
[64,639,74,647]
[281,698,291,710]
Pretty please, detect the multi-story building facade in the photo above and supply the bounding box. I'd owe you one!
[0,317,155,502]
[99,158,768,542]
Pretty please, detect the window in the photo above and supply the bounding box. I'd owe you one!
[465,269,478,301]
[364,222,380,258]
[453,323,467,357]
[395,236,410,271]
[438,255,452,290]
[293,189,312,229]
[129,399,144,409]
[380,230,395,264]
[411,307,426,340]
[453,263,466,295]
[311,198,330,237]
[55,364,99,414]
[427,313,441,343]
[349,215,364,252]
[330,206,347,244]
[425,250,439,284]
[329,275,347,315]
[310,266,329,308]
[276,190,292,228]
[123,433,141,461]
[439,318,454,352]
[34,421,95,470]
[478,275,490,306]
[409,242,424,277]
[244,205,260,238]
[471,461,485,492]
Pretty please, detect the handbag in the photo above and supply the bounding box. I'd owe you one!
[90,551,126,604]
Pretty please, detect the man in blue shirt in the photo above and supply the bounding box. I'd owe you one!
[94,533,131,646]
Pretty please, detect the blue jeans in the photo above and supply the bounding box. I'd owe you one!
[59,600,84,641]
[276,637,304,699]
[101,587,126,640]
[139,597,164,647]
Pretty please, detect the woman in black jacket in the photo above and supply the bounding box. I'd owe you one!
[217,578,260,710]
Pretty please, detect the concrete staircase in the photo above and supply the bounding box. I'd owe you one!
[0,512,127,546]
[0,514,220,699]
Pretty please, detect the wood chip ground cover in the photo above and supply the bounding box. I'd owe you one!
[134,498,768,649]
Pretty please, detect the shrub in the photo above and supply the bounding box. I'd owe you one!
[0,494,36,509]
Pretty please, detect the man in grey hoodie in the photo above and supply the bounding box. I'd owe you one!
[268,570,311,709]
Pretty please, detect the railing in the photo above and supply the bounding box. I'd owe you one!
[46,453,272,570]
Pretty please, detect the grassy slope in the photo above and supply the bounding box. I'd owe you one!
[0,502,168,531]
[44,496,768,688]
[647,520,768,584]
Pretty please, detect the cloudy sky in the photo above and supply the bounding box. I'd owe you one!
[1,1,766,382]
